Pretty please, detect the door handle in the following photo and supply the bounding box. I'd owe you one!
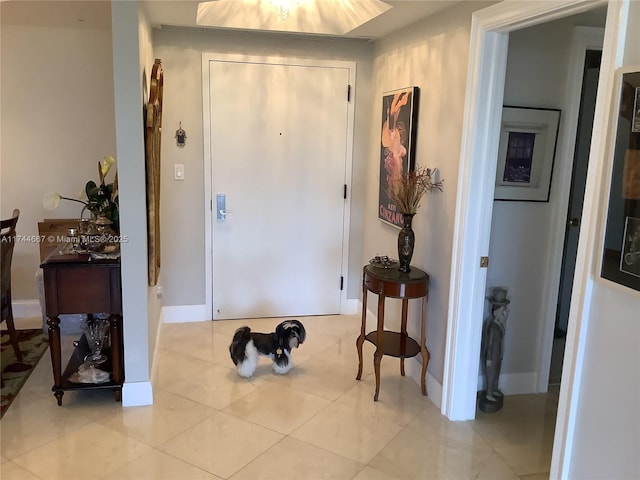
[216,194,226,222]
[568,217,581,227]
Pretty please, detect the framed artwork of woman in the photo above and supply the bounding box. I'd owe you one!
[378,86,419,228]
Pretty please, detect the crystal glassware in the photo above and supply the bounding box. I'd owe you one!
[81,318,110,365]
[78,218,93,251]
[67,227,79,253]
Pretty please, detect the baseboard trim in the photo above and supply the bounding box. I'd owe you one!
[122,381,154,407]
[12,300,42,319]
[404,356,443,410]
[163,301,359,322]
[341,298,359,315]
[161,304,210,323]
[426,371,443,410]
[360,300,442,409]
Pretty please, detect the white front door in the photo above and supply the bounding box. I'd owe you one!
[208,57,352,320]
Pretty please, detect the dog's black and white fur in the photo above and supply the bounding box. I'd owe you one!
[229,320,306,378]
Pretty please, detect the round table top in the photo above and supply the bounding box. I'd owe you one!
[364,263,429,284]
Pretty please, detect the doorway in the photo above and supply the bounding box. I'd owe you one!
[202,55,356,320]
[482,26,604,399]
[444,0,625,477]
[551,49,602,386]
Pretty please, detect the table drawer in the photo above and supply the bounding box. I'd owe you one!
[43,265,122,315]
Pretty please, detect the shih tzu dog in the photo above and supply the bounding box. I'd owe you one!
[229,320,306,378]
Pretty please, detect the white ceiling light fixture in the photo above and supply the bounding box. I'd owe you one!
[269,0,309,21]
[196,0,392,36]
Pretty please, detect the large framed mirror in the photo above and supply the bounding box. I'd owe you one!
[144,59,163,287]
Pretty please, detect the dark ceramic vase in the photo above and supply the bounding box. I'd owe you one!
[397,213,415,272]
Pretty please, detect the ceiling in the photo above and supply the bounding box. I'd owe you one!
[1,1,607,41]
[142,0,462,41]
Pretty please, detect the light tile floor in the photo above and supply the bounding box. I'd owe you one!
[1,315,558,479]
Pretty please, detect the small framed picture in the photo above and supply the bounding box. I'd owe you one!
[494,106,561,202]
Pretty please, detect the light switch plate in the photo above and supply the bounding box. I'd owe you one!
[174,164,184,181]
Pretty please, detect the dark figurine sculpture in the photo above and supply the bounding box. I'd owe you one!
[479,287,510,413]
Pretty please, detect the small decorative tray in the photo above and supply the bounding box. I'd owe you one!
[369,256,398,269]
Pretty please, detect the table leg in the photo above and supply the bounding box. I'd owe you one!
[110,315,123,402]
[47,315,64,406]
[400,298,409,376]
[356,282,367,381]
[373,293,385,401]
[420,296,430,396]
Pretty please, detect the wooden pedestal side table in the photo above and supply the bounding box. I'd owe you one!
[41,250,123,406]
[356,264,430,401]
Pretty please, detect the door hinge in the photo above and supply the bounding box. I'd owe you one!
[210,199,213,211]
[340,276,344,290]
[343,184,347,199]
[347,84,351,102]
[480,256,489,268]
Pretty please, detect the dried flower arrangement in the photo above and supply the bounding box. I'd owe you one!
[387,165,444,214]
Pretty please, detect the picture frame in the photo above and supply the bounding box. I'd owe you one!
[378,86,419,228]
[600,67,640,291]
[633,86,640,133]
[494,106,561,202]
[620,216,640,278]
[144,59,163,287]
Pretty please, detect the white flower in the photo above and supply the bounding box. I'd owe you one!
[42,191,88,211]
[42,192,61,210]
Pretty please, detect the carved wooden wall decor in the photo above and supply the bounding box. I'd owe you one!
[144,59,163,286]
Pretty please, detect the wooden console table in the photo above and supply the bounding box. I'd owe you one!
[41,250,123,405]
[356,264,430,401]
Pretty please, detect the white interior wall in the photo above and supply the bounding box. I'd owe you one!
[569,1,640,475]
[111,0,153,406]
[365,1,494,386]
[152,28,374,309]
[0,1,116,302]
[570,284,640,476]
[138,4,163,387]
[1,0,161,406]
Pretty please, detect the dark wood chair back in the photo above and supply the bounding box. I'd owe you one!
[1,209,23,362]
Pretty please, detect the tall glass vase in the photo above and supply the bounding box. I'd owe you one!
[81,318,109,366]
[398,213,415,272]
